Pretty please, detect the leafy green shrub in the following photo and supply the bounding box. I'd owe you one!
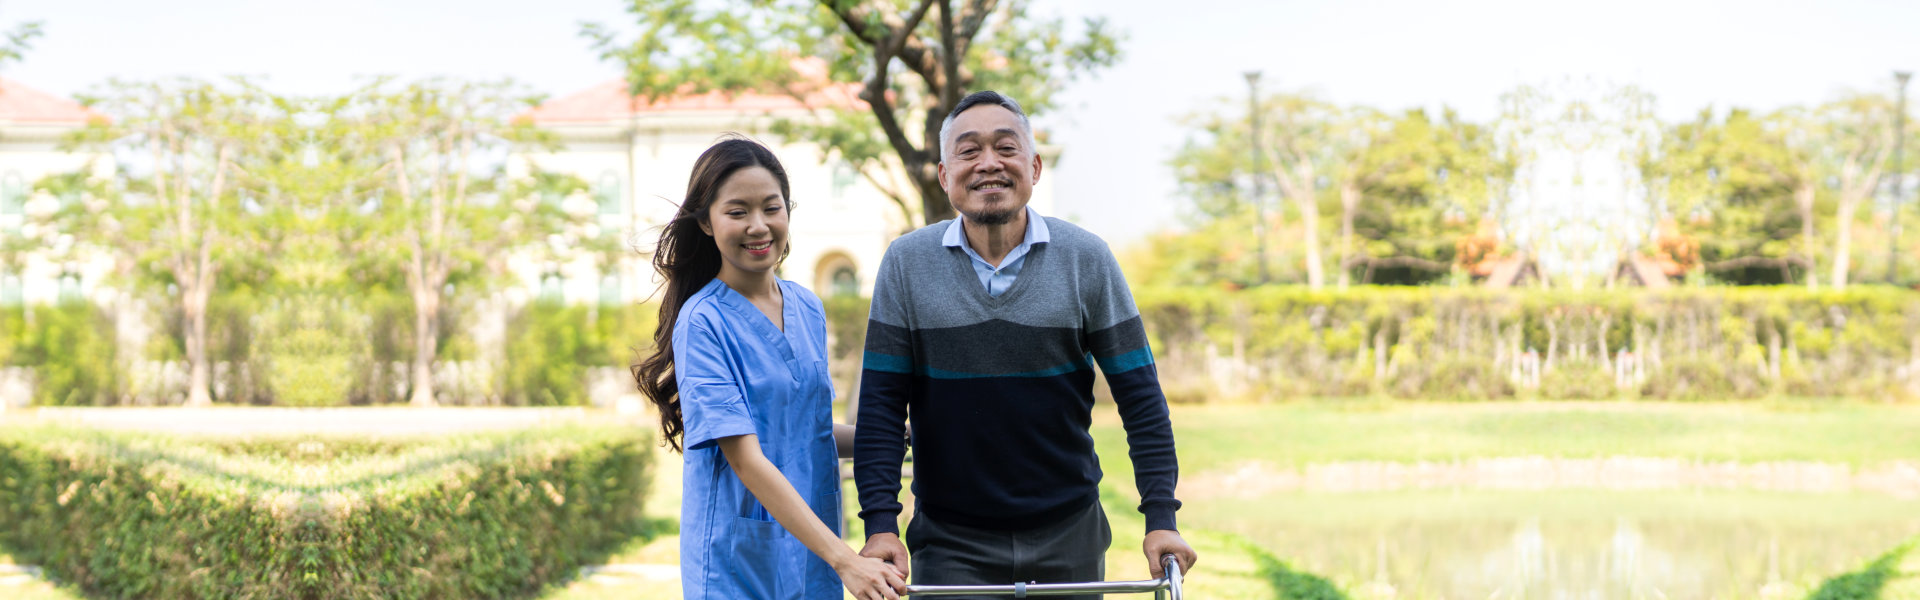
[502,302,655,406]
[1132,286,1920,401]
[0,303,119,405]
[0,425,651,599]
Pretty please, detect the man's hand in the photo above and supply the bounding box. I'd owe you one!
[1143,529,1197,579]
[860,533,910,579]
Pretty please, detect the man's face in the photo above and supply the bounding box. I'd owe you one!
[938,105,1042,225]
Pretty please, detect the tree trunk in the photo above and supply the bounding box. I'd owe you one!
[180,245,217,407]
[1338,180,1359,290]
[183,295,212,407]
[913,166,953,225]
[1298,192,1325,290]
[409,285,441,407]
[1797,182,1818,291]
[1832,195,1859,291]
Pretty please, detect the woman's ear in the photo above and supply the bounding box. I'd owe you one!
[697,218,712,237]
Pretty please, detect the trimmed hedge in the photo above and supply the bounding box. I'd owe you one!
[822,286,1920,401]
[0,425,651,599]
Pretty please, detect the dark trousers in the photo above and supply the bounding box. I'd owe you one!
[904,501,1113,600]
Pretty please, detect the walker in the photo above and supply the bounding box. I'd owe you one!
[901,554,1184,599]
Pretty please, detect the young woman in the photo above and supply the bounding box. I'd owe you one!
[633,137,905,600]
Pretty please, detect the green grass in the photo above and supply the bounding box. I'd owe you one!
[1084,401,1920,599]
[1807,539,1920,600]
[1094,400,1920,473]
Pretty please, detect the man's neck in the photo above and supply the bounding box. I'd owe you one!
[962,208,1029,268]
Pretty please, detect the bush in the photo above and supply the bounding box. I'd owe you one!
[809,286,1920,401]
[501,302,655,406]
[0,425,652,599]
[0,303,120,405]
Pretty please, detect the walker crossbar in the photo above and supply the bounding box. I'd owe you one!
[902,555,1183,599]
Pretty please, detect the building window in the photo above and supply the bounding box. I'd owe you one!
[597,171,623,216]
[0,271,21,306]
[57,270,82,304]
[831,162,856,201]
[539,268,564,304]
[830,265,859,297]
[1,171,24,216]
[599,272,621,306]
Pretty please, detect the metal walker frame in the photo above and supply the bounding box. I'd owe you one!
[900,554,1184,599]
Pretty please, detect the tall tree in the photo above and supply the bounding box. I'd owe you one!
[37,79,277,406]
[1805,94,1898,290]
[1645,108,1809,285]
[583,0,1121,226]
[1256,94,1353,289]
[1344,108,1509,286]
[0,13,37,72]
[347,80,589,406]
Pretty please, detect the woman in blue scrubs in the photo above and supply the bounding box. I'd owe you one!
[633,137,907,600]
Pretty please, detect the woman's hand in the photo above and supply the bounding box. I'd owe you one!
[833,552,907,600]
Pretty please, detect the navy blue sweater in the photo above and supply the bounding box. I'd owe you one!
[854,218,1180,537]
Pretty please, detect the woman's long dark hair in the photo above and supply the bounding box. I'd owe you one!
[634,136,792,452]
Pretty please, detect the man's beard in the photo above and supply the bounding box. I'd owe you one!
[963,206,1019,225]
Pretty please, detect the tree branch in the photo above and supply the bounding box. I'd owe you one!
[1703,255,1811,272]
[1343,255,1453,271]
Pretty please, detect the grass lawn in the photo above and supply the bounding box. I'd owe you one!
[1088,400,1920,600]
[1093,400,1920,474]
[551,399,1920,599]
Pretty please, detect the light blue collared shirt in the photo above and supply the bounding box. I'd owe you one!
[943,206,1050,297]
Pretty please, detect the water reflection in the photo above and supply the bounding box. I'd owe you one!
[1189,490,1920,599]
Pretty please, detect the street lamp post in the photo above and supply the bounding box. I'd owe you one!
[1246,70,1269,285]
[1888,70,1911,284]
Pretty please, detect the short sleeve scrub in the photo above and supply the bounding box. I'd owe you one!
[674,278,842,600]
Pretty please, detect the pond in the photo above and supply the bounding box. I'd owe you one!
[1186,489,1920,599]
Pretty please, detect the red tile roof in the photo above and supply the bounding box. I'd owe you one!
[525,68,866,124]
[0,78,104,124]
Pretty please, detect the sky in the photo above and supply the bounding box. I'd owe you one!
[3,0,1917,246]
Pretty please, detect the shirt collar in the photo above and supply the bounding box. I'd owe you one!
[943,205,1050,248]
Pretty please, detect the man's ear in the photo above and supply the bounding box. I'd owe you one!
[1030,154,1043,185]
[936,160,949,189]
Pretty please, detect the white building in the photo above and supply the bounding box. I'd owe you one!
[514,78,1057,302]
[0,78,108,306]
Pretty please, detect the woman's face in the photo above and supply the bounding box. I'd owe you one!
[701,166,789,278]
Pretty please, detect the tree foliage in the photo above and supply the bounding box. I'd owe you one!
[584,0,1122,226]
[1168,80,1915,290]
[15,79,599,406]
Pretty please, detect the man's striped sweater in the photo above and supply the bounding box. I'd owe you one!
[853,216,1181,537]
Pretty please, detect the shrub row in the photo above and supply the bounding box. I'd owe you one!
[0,296,656,406]
[823,286,1920,401]
[0,425,652,599]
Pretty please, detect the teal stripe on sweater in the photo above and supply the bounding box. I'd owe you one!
[1094,347,1155,374]
[863,351,1093,380]
[864,352,914,374]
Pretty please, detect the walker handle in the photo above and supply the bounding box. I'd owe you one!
[901,554,1184,598]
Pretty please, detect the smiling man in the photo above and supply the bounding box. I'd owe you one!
[853,91,1196,598]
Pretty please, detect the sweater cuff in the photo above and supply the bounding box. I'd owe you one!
[1143,504,1178,534]
[864,513,902,538]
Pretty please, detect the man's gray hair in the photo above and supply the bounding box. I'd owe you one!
[938,90,1038,160]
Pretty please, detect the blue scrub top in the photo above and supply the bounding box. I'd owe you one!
[675,277,842,600]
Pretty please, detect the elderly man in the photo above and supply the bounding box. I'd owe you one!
[853,90,1196,597]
